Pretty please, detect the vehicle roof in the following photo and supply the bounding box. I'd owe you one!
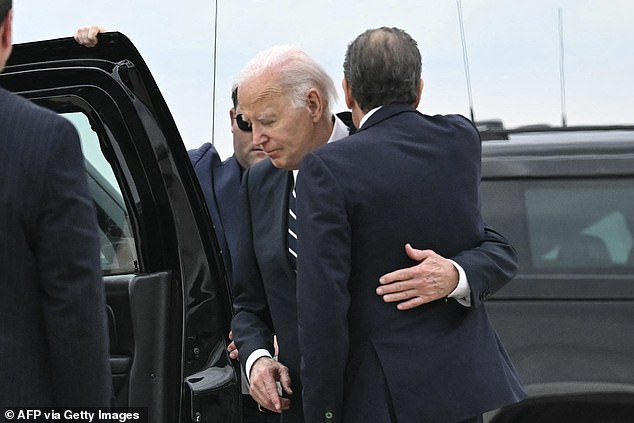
[482,127,634,155]
[480,127,634,178]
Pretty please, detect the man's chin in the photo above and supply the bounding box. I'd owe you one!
[270,157,285,169]
[271,157,297,171]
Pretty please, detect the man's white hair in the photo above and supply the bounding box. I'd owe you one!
[236,45,338,116]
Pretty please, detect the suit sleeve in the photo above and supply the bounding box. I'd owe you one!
[451,224,518,308]
[230,168,276,372]
[448,115,518,308]
[296,153,351,423]
[36,119,111,406]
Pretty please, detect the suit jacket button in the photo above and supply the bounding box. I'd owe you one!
[325,410,334,420]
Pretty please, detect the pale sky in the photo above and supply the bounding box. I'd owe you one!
[12,0,634,159]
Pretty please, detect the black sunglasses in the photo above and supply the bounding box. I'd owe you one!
[234,114,252,132]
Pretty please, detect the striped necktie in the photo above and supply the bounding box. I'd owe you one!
[288,182,298,270]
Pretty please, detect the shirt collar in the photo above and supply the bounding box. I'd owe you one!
[328,113,351,143]
[359,106,382,129]
[293,114,350,181]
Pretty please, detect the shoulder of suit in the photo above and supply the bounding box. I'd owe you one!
[220,154,239,169]
[370,106,477,136]
[0,88,70,130]
[0,89,80,162]
[188,142,221,168]
[432,113,479,135]
[213,155,242,183]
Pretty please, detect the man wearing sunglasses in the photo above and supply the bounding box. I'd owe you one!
[230,45,518,422]
[189,85,267,286]
[189,85,275,423]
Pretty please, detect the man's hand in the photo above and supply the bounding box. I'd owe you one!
[227,331,279,360]
[227,330,239,360]
[376,243,459,310]
[249,357,292,413]
[74,26,105,47]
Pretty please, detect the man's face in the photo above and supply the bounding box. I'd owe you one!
[238,72,317,170]
[231,106,266,169]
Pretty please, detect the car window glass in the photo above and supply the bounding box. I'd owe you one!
[482,178,634,273]
[63,112,138,275]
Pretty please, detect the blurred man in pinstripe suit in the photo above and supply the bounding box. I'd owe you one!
[0,0,111,406]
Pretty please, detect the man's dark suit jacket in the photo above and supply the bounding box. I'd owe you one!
[189,143,242,285]
[296,104,525,423]
[231,110,522,423]
[0,87,111,407]
[189,144,280,423]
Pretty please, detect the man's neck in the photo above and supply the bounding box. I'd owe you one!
[312,114,335,149]
[289,114,349,172]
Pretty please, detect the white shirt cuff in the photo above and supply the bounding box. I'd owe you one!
[245,349,272,383]
[447,259,471,307]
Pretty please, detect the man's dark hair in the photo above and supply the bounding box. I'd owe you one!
[0,0,11,24]
[343,27,422,112]
[231,84,238,109]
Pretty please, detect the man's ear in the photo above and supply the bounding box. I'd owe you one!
[342,79,355,110]
[343,79,364,129]
[229,107,236,133]
[306,88,324,122]
[0,10,13,48]
[413,78,424,108]
[0,10,14,60]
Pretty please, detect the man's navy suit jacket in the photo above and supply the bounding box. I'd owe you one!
[189,144,281,423]
[230,109,522,423]
[189,143,243,286]
[0,88,111,407]
[296,104,525,423]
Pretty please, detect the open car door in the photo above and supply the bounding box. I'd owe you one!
[1,32,240,423]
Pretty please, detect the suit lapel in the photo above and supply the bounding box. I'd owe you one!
[213,156,242,278]
[250,161,296,277]
[189,145,235,280]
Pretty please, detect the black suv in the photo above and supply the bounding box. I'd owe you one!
[480,126,634,421]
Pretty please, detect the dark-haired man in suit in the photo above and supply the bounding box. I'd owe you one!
[0,0,111,407]
[189,85,267,287]
[296,27,525,423]
[231,44,520,423]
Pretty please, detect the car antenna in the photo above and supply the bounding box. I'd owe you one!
[558,8,568,128]
[211,0,219,144]
[457,0,475,122]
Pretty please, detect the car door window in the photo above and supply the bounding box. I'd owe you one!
[63,112,138,275]
[482,178,634,273]
[525,182,634,270]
